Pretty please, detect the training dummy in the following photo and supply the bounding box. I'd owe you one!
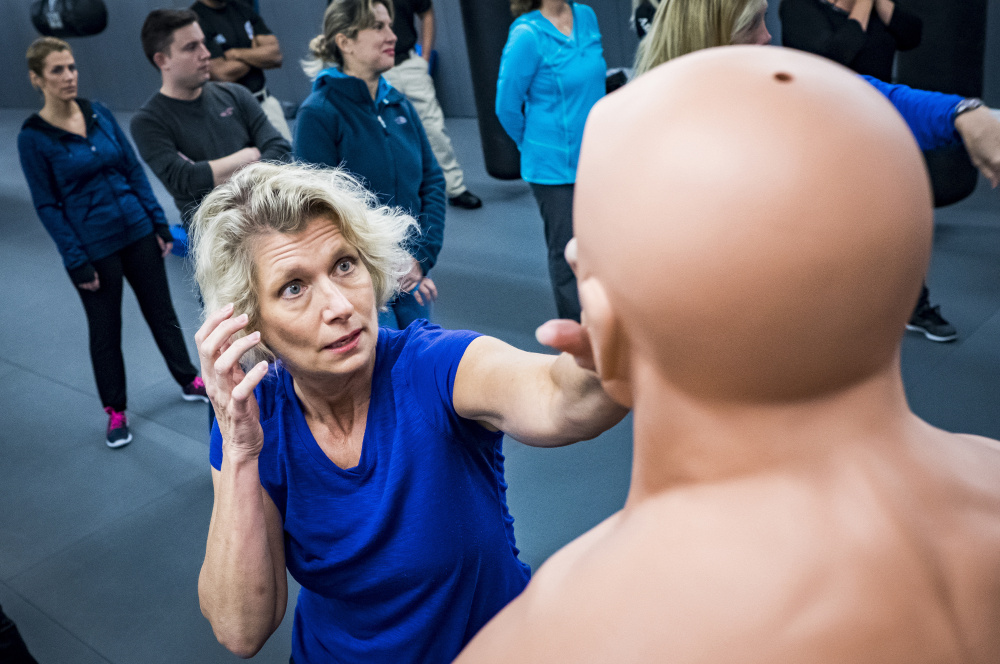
[455,46,1000,664]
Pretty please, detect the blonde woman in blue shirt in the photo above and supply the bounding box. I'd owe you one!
[496,0,605,322]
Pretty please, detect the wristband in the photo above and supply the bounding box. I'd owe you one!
[953,98,985,122]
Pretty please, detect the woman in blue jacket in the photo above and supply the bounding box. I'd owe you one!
[18,38,206,448]
[496,0,606,322]
[294,0,445,330]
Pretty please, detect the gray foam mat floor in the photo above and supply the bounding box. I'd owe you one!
[0,109,996,662]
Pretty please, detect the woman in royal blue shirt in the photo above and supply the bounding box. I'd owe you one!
[191,161,626,663]
[17,38,206,448]
[496,0,606,322]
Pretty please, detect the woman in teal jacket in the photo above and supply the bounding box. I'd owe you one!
[496,0,606,321]
[295,0,445,330]
[18,38,204,448]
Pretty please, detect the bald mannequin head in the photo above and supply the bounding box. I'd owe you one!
[574,46,933,405]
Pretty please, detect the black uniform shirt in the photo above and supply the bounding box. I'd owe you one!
[392,0,432,66]
[191,1,273,93]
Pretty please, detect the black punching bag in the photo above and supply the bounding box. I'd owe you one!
[458,0,522,180]
[896,0,988,207]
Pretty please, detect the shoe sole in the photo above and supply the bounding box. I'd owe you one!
[905,324,957,343]
[182,394,210,403]
[106,432,133,448]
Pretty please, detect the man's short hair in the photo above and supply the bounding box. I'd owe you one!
[141,9,199,69]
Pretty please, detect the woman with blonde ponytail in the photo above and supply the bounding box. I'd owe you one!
[295,0,445,330]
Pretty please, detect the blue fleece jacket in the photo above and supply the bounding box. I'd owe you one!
[293,69,445,273]
[18,99,169,284]
[496,2,607,185]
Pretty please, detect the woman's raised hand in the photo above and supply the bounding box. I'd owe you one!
[195,303,270,461]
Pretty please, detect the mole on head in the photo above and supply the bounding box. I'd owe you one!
[573,46,933,404]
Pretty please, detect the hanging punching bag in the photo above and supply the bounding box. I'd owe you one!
[457,0,522,180]
[895,0,987,207]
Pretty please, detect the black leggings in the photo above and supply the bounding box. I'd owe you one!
[76,233,198,411]
[529,182,581,322]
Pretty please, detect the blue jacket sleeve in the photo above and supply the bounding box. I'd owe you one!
[496,22,542,147]
[293,102,342,168]
[102,104,169,230]
[17,130,93,280]
[861,75,962,151]
[411,103,445,273]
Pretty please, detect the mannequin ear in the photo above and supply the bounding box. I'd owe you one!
[578,276,633,408]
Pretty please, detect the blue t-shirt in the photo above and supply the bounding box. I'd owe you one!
[210,321,531,663]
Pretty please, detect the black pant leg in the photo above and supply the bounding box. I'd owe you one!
[529,182,581,322]
[0,604,38,664]
[120,234,198,387]
[914,281,930,312]
[78,252,127,411]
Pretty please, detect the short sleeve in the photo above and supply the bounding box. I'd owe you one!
[398,322,497,445]
[249,9,273,37]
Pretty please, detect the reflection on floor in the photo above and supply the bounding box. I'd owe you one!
[0,111,997,663]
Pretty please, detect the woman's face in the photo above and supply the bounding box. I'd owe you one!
[732,3,772,46]
[31,50,78,102]
[340,3,397,76]
[254,216,379,382]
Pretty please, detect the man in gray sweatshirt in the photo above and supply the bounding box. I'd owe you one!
[131,8,290,229]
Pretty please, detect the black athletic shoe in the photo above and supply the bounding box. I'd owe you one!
[906,302,957,342]
[104,407,133,448]
[448,190,483,209]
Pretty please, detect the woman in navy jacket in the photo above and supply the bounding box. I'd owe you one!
[294,0,445,330]
[18,38,205,448]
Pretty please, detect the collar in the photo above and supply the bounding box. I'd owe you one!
[21,98,98,137]
[313,67,396,106]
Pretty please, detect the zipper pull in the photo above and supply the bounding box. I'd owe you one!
[377,115,387,129]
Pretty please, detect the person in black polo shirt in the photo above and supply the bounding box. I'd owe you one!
[382,0,483,209]
[191,0,292,141]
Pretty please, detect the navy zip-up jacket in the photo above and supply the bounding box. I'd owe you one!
[293,70,445,273]
[18,99,169,285]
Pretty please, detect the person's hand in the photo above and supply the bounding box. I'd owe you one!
[398,257,424,293]
[955,106,1000,188]
[240,146,262,165]
[157,235,174,257]
[536,319,596,372]
[78,273,100,292]
[195,303,269,462]
[412,276,438,306]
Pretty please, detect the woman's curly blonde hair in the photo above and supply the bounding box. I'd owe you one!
[190,161,417,366]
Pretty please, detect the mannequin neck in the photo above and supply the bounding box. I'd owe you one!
[625,354,914,504]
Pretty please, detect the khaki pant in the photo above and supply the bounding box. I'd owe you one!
[259,92,292,143]
[383,53,466,197]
